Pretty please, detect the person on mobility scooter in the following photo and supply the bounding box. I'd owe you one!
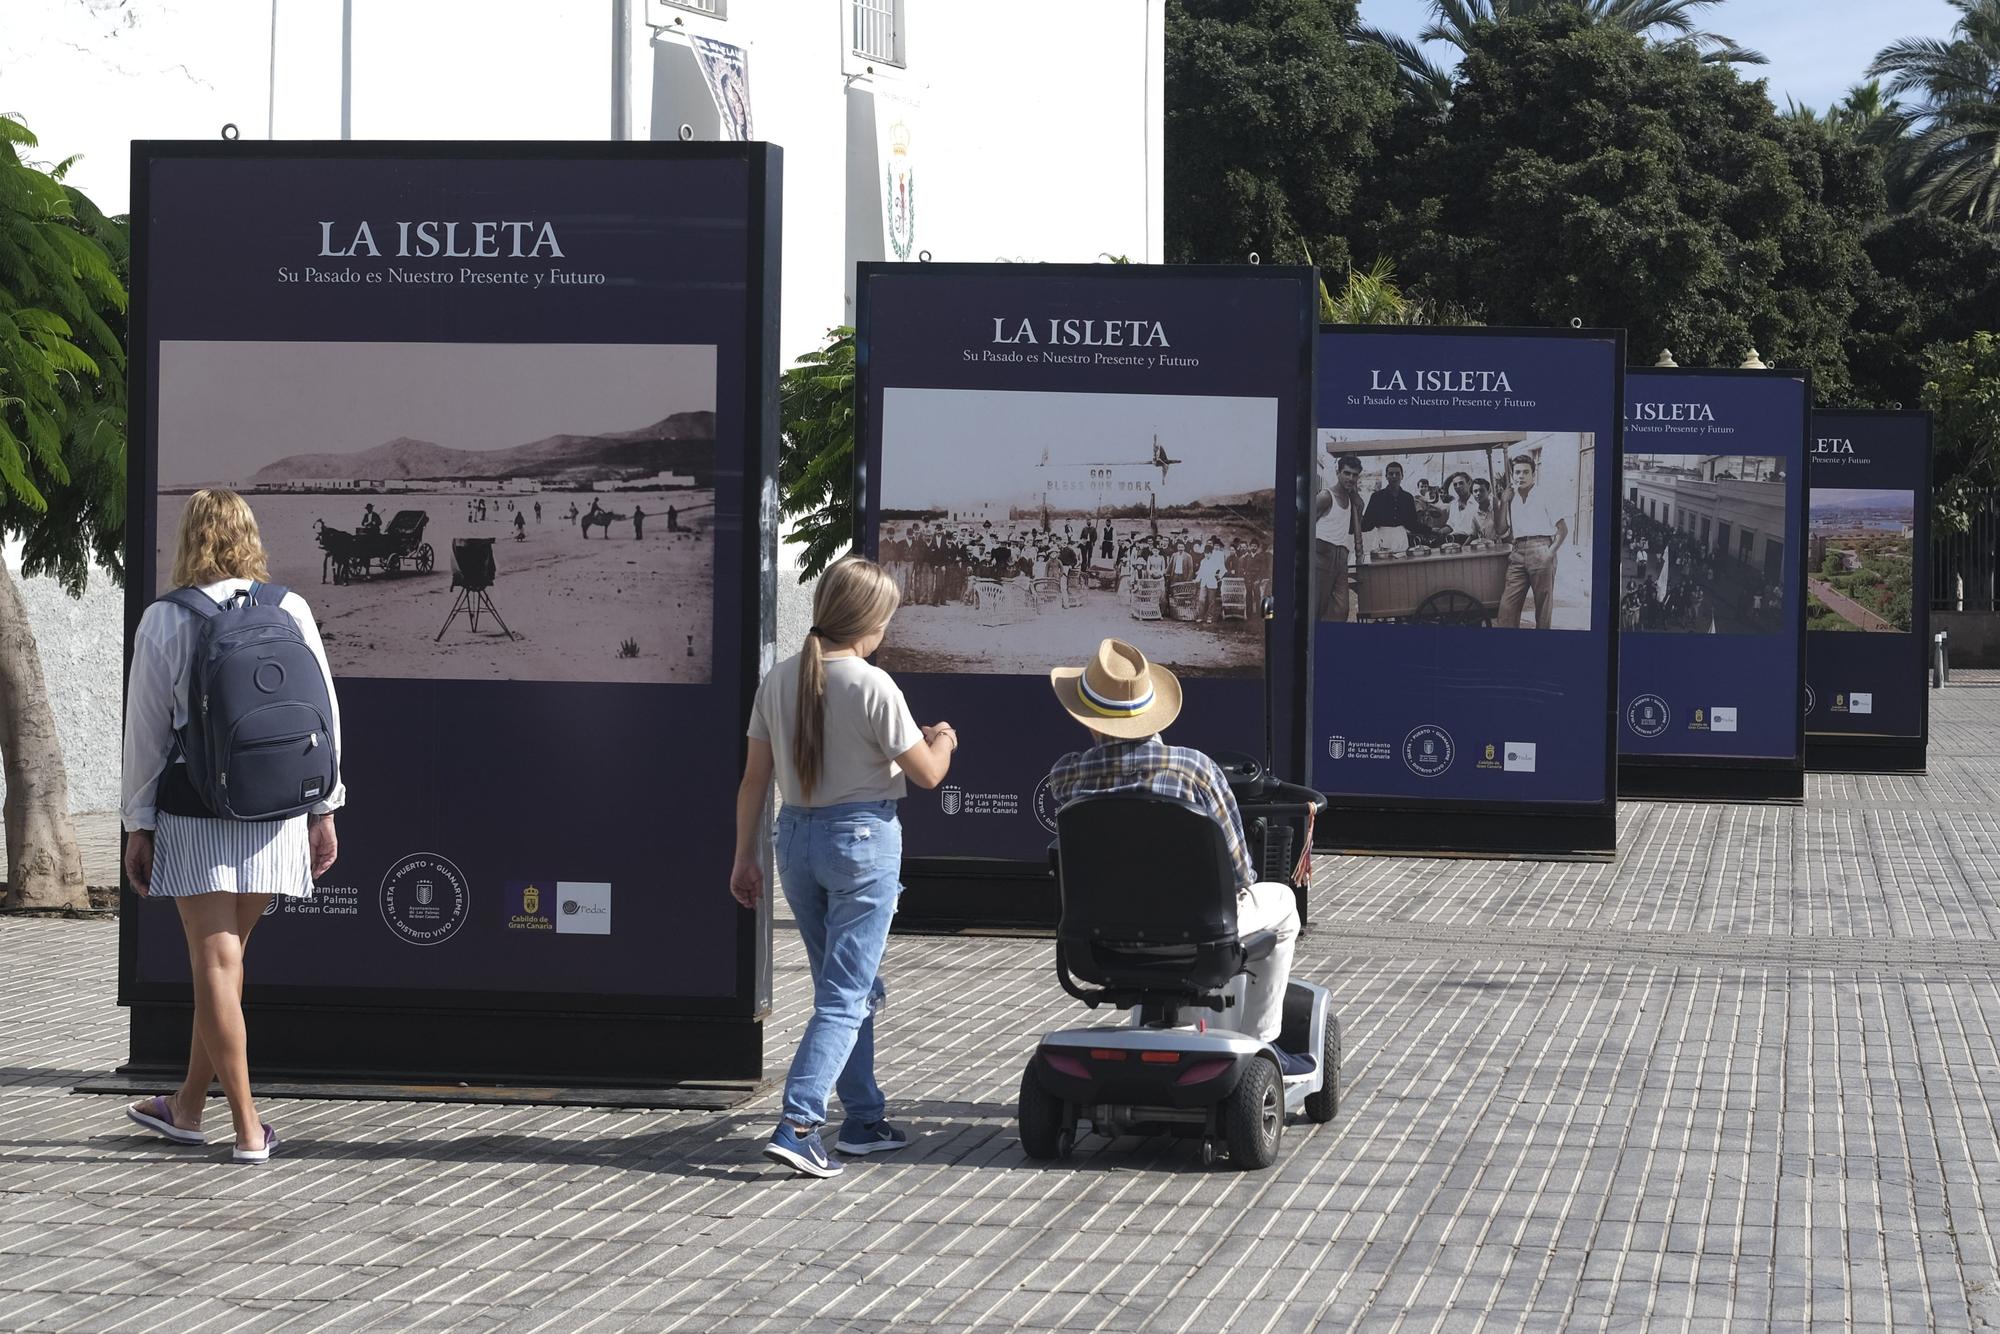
[1021,637,1338,1169]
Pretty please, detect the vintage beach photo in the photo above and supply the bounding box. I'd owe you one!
[874,387,1279,677]
[1621,454,1790,634]
[1808,488,1916,633]
[1315,427,1598,630]
[155,340,718,684]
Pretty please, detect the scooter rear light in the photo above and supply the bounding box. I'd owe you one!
[1043,1052,1091,1080]
[1088,1048,1128,1062]
[1140,1051,1181,1064]
[1175,1058,1235,1086]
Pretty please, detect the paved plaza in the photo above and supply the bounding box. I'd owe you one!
[3,676,1999,1331]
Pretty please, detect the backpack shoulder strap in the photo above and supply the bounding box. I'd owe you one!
[248,581,292,607]
[157,588,222,621]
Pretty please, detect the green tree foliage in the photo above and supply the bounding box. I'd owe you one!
[1164,0,1398,267]
[1849,211,2000,408]
[1869,0,2000,230]
[777,326,856,580]
[1921,332,2000,535]
[1357,16,1871,393]
[0,114,127,591]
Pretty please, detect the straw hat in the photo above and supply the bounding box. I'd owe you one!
[1050,638,1183,740]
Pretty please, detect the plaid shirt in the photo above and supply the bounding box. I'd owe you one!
[1046,735,1255,891]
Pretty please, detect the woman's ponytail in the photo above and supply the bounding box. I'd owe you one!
[792,555,902,803]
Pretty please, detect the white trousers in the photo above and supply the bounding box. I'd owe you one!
[1235,881,1301,1044]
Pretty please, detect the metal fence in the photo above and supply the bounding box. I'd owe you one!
[1933,489,2000,612]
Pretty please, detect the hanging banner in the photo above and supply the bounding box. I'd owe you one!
[122,143,782,1087]
[689,35,755,142]
[1312,327,1624,856]
[874,88,919,262]
[1805,409,1933,772]
[1616,369,1809,800]
[856,263,1317,926]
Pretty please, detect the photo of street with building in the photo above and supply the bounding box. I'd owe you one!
[1808,488,1916,633]
[874,387,1278,676]
[1620,453,1789,634]
[155,341,718,684]
[1315,428,1596,630]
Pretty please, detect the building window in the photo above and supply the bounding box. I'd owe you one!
[852,0,904,66]
[661,0,726,17]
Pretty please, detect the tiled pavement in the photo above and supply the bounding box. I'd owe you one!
[4,677,2000,1331]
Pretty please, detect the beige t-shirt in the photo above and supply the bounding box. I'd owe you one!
[748,653,925,807]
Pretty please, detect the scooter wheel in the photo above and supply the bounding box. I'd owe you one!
[1305,1015,1341,1124]
[1057,1129,1075,1160]
[1224,1056,1284,1170]
[1017,1058,1064,1160]
[1200,1137,1219,1169]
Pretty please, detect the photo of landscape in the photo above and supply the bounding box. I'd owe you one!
[1807,488,1915,633]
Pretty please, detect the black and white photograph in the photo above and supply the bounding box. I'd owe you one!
[874,387,1278,677]
[1622,453,1789,634]
[155,340,718,684]
[1315,428,1598,630]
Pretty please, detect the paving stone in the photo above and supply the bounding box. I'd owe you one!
[5,672,2000,1330]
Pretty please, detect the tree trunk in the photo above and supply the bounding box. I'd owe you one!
[0,557,86,911]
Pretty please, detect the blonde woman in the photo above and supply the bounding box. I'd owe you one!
[730,556,957,1178]
[120,489,343,1163]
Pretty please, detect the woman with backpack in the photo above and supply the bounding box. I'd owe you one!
[728,555,959,1178]
[120,489,344,1164]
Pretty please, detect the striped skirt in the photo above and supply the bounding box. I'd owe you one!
[151,811,314,899]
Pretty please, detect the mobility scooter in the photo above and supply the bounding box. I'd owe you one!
[1018,753,1338,1170]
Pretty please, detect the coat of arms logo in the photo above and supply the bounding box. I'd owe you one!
[885,121,916,260]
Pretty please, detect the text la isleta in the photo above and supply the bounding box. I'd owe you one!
[317,220,565,260]
[991,318,1171,348]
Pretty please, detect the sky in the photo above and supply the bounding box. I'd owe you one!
[156,341,716,487]
[880,388,1278,509]
[1355,0,1966,111]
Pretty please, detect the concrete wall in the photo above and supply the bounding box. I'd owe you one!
[0,551,124,815]
[1936,611,2000,669]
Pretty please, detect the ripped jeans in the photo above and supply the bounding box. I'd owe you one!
[775,800,901,1129]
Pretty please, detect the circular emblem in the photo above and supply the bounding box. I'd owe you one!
[380,852,470,947]
[1626,693,1672,738]
[562,898,580,916]
[1401,725,1455,778]
[253,661,287,693]
[1804,683,1816,716]
[1032,772,1061,834]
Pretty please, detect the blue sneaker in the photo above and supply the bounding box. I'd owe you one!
[835,1119,909,1156]
[1276,1048,1316,1079]
[763,1122,842,1178]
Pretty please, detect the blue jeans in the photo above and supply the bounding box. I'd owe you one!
[775,800,901,1129]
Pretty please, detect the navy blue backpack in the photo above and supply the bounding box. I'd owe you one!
[157,583,338,822]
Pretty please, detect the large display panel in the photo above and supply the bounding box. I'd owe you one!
[1616,369,1809,800]
[1312,327,1625,855]
[856,264,1317,928]
[121,143,782,1086]
[1805,410,1933,773]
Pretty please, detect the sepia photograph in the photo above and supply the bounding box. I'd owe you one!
[1621,453,1790,634]
[874,387,1278,677]
[156,340,718,684]
[1315,428,1598,630]
[1808,488,1915,633]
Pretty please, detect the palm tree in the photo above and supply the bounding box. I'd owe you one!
[1354,0,1766,114]
[1868,0,2000,229]
[1783,80,1906,146]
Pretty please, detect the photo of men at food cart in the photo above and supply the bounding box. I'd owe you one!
[1315,428,1596,630]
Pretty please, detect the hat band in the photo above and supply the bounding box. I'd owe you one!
[1080,673,1154,719]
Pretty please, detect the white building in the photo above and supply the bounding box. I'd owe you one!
[6,0,1166,370]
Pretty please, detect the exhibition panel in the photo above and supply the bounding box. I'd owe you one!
[855,263,1318,929]
[1616,369,1810,801]
[1804,410,1933,774]
[121,143,782,1085]
[1312,327,1625,856]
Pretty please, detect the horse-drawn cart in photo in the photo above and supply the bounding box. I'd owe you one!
[314,509,435,585]
[1339,433,1525,627]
